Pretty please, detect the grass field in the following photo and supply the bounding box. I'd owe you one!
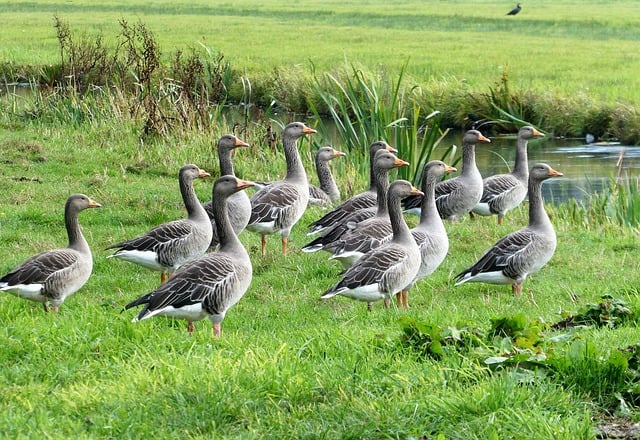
[2,1,640,438]
[1,0,640,105]
[0,116,640,437]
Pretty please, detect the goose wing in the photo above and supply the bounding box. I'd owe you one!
[249,182,303,225]
[327,246,410,294]
[455,229,536,280]
[480,174,521,203]
[126,253,237,317]
[0,249,79,286]
[308,191,376,232]
[107,219,194,253]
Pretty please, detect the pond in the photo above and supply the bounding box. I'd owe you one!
[466,134,640,205]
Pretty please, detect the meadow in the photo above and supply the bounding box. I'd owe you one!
[2,0,640,140]
[2,0,640,104]
[1,1,640,439]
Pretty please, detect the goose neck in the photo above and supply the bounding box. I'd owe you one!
[65,206,88,253]
[284,136,307,183]
[512,137,529,180]
[389,191,411,241]
[316,159,340,202]
[528,178,550,228]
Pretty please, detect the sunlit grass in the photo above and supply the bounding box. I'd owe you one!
[1,1,640,105]
[0,117,639,436]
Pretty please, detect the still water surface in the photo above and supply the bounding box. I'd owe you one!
[466,134,640,205]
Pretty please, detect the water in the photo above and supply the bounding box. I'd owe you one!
[468,134,640,205]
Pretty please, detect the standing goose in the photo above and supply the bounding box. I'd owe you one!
[307,141,397,235]
[321,180,422,309]
[203,134,251,249]
[396,161,456,309]
[106,164,213,284]
[125,176,254,336]
[403,129,490,220]
[246,122,316,256]
[0,194,101,312]
[454,163,562,295]
[302,149,409,254]
[308,146,346,207]
[471,126,544,224]
[251,146,346,208]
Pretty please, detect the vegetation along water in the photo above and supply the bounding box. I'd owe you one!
[1,1,640,438]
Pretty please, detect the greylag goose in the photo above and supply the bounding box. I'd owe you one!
[454,163,562,295]
[471,126,544,224]
[397,161,456,309]
[246,122,316,256]
[307,141,397,235]
[308,146,346,207]
[302,149,409,254]
[254,146,346,207]
[203,134,251,249]
[106,164,213,284]
[403,129,490,220]
[321,180,422,309]
[125,176,254,336]
[0,194,101,312]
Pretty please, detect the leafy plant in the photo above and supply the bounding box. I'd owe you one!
[552,294,635,329]
[398,316,483,360]
[308,62,454,183]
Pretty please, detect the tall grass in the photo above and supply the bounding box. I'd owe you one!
[3,2,640,142]
[308,64,456,183]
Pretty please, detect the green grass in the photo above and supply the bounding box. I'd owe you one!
[1,0,640,105]
[1,118,640,438]
[2,2,640,437]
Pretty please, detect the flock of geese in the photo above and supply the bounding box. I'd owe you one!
[0,121,561,336]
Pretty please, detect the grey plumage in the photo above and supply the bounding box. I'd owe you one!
[307,141,397,235]
[472,126,544,224]
[403,130,490,220]
[0,194,101,312]
[302,149,409,255]
[203,134,251,249]
[454,163,562,295]
[397,160,456,308]
[246,122,317,256]
[321,180,422,309]
[125,175,254,336]
[106,164,213,283]
[308,146,346,206]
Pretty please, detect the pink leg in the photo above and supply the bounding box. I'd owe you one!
[512,283,523,296]
[261,235,267,256]
[213,323,221,337]
[187,321,195,335]
[282,236,288,255]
